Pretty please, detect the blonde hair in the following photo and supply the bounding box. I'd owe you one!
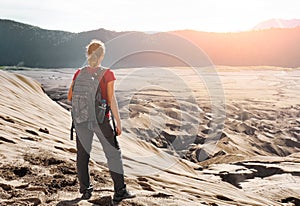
[86,39,105,68]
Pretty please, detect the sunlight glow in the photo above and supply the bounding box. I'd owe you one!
[1,0,300,32]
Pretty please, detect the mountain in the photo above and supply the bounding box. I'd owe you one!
[173,28,300,68]
[0,19,127,68]
[254,19,300,30]
[1,19,300,68]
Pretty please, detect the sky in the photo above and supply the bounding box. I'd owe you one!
[1,0,300,33]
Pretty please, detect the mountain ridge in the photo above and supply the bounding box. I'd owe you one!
[1,19,300,68]
[254,18,300,30]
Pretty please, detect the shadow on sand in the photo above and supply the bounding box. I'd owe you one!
[56,195,115,206]
[56,197,82,206]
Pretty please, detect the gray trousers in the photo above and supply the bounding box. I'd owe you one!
[75,117,125,193]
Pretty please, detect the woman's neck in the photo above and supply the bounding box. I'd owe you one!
[88,65,101,69]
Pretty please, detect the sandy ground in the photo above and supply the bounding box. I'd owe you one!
[0,66,299,206]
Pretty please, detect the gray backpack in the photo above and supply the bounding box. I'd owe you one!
[71,67,107,125]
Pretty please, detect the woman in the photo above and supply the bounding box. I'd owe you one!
[68,39,135,202]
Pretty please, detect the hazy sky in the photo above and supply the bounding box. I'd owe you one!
[1,0,300,33]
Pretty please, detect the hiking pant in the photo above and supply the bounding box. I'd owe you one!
[75,117,125,193]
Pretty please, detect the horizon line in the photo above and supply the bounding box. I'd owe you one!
[2,18,300,34]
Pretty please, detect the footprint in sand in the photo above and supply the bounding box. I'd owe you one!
[54,145,77,154]
[13,166,31,177]
[0,116,15,123]
[2,198,41,206]
[25,129,39,136]
[137,177,155,192]
[0,183,12,191]
[21,136,40,142]
[216,195,234,202]
[0,136,16,144]
[88,196,113,206]
[39,127,49,134]
[151,192,173,198]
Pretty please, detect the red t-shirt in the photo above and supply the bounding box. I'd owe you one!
[72,67,116,102]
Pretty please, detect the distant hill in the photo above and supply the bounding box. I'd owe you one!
[1,19,300,68]
[173,28,300,68]
[254,19,300,30]
[0,19,127,68]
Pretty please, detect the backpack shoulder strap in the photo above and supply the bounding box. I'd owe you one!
[96,66,107,83]
[94,67,107,103]
[72,67,88,91]
[79,66,89,76]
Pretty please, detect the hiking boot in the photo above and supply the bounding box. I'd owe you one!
[113,187,136,202]
[81,189,92,200]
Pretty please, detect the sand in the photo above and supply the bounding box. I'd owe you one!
[0,66,299,205]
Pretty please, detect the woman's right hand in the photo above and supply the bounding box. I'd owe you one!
[116,124,122,136]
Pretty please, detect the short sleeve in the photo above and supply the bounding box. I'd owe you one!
[104,69,116,83]
[72,69,81,81]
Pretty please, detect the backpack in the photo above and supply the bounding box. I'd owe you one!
[71,66,107,126]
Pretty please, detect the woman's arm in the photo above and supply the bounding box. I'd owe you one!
[68,69,81,102]
[67,80,74,102]
[107,80,122,136]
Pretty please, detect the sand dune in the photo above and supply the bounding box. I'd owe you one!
[0,67,299,205]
